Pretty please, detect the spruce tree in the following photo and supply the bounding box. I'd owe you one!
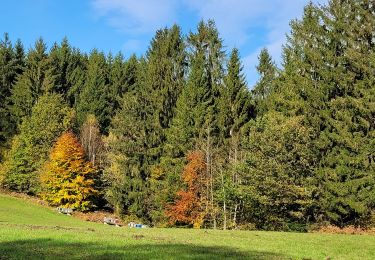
[10,38,50,124]
[253,48,277,116]
[280,0,375,226]
[314,0,375,227]
[166,20,225,228]
[166,20,225,159]
[108,52,126,111]
[66,48,87,107]
[217,48,254,229]
[145,25,187,223]
[219,48,253,140]
[76,50,111,133]
[106,25,187,222]
[104,57,150,218]
[44,38,80,100]
[122,54,139,93]
[0,34,24,159]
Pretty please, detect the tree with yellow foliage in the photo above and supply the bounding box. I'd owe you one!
[40,131,98,211]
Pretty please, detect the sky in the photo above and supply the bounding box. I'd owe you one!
[0,0,327,87]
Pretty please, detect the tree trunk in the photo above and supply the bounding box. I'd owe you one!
[221,169,227,230]
[233,203,238,228]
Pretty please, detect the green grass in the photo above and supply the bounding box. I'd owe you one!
[0,194,374,260]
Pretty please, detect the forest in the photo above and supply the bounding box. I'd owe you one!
[0,0,374,231]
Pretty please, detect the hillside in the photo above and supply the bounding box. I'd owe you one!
[0,193,375,259]
[1,0,375,230]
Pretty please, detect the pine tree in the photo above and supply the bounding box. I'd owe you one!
[40,131,98,211]
[108,52,126,112]
[217,48,254,229]
[279,0,375,227]
[104,57,149,218]
[0,34,24,159]
[145,25,187,223]
[252,48,277,116]
[66,48,87,107]
[165,20,225,228]
[10,38,50,124]
[76,50,111,133]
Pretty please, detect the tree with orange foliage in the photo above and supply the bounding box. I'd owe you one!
[167,151,208,228]
[40,131,98,211]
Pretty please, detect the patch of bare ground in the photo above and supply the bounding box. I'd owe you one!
[313,225,375,235]
[0,223,95,232]
[73,211,123,225]
[0,189,48,207]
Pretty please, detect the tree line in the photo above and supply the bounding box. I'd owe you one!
[0,0,374,231]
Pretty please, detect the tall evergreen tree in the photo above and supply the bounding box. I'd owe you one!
[10,38,50,124]
[0,34,25,159]
[76,50,111,133]
[165,20,225,228]
[106,25,187,223]
[145,25,187,223]
[66,48,87,107]
[44,38,81,100]
[13,39,25,75]
[280,0,375,227]
[104,57,150,218]
[252,48,277,116]
[166,20,225,159]
[217,48,254,229]
[108,52,126,112]
[122,54,139,93]
[219,48,253,140]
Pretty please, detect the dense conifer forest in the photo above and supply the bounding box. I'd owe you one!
[0,0,374,231]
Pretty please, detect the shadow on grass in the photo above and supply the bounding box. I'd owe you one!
[0,238,285,259]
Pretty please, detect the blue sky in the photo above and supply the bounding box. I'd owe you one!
[0,0,326,86]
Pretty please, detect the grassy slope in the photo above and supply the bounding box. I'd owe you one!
[0,194,374,260]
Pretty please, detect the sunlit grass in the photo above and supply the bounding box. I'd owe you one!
[1,193,374,259]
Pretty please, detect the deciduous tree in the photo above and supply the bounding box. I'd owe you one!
[167,151,208,228]
[40,131,98,211]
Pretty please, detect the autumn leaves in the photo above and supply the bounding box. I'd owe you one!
[40,132,98,211]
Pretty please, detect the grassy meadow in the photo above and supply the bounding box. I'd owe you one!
[0,193,374,260]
